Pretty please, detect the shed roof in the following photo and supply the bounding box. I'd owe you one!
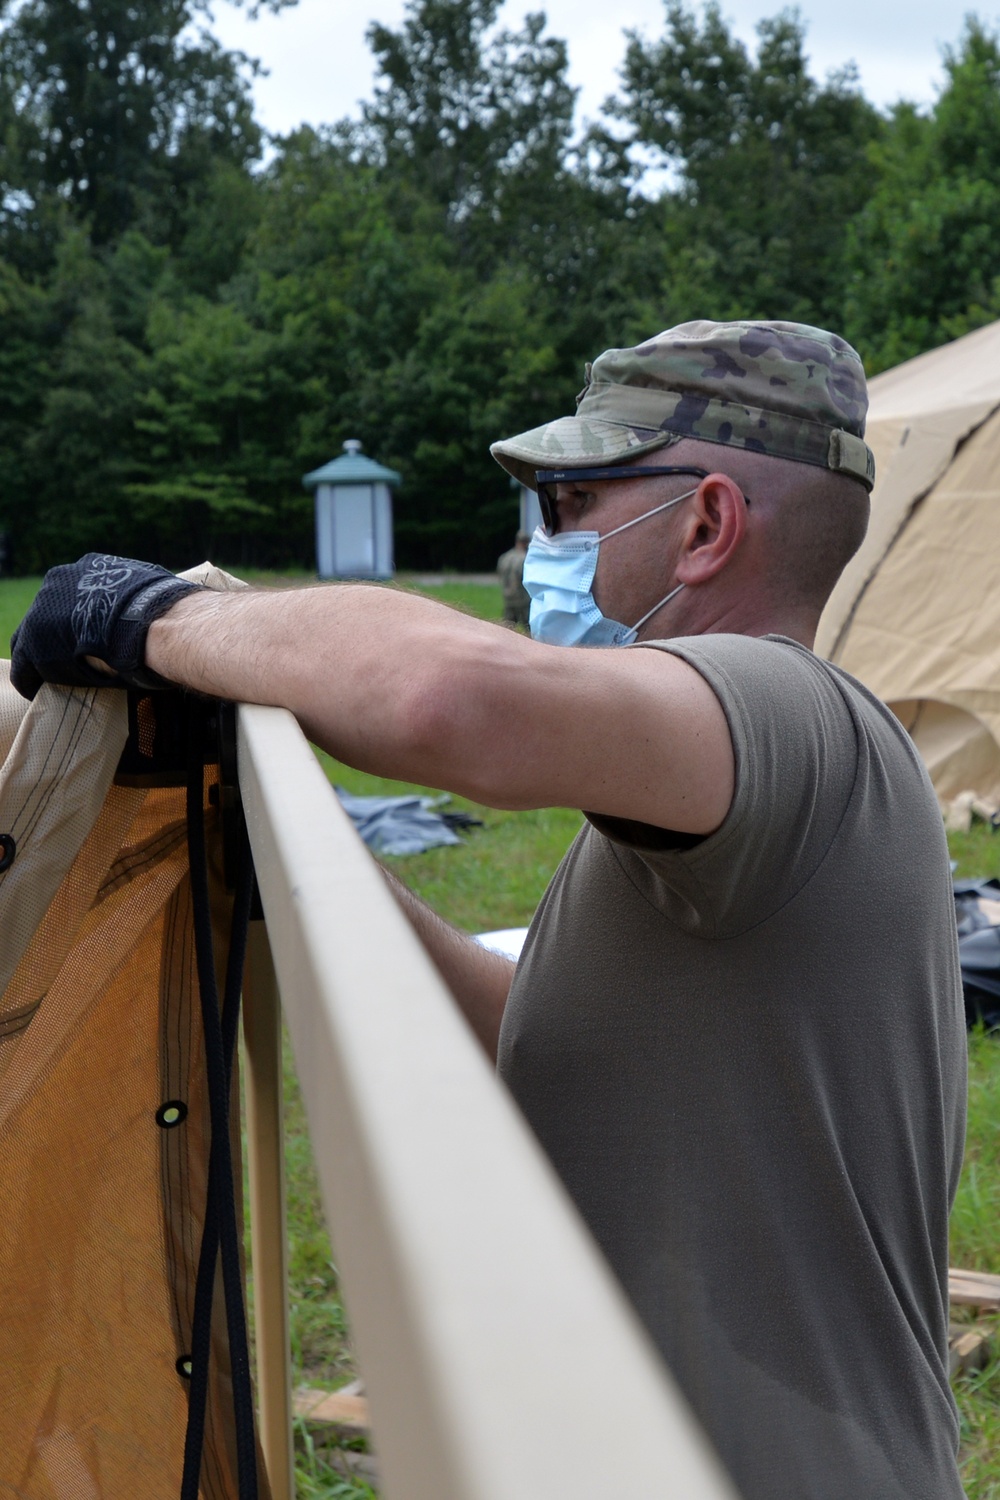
[303,441,401,489]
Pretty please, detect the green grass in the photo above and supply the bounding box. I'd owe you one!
[949,821,1000,882]
[397,576,503,619]
[218,565,505,628]
[953,1028,1000,1273]
[2,572,999,1494]
[953,1021,1000,1496]
[318,752,581,932]
[947,812,1000,1497]
[0,576,42,652]
[958,1351,1000,1500]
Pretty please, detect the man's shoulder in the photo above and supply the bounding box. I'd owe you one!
[641,632,893,719]
[604,632,943,937]
[636,632,830,711]
[639,630,926,793]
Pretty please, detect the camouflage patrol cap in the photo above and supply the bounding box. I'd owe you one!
[491,319,876,492]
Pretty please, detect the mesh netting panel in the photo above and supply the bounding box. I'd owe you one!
[0,660,29,760]
[0,677,128,1000]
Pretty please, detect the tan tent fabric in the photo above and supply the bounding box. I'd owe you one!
[0,565,266,1500]
[816,319,1000,805]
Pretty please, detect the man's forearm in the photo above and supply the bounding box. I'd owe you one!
[144,582,526,796]
[378,863,515,1061]
[142,568,734,834]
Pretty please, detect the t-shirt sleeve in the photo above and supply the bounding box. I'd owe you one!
[585,634,861,938]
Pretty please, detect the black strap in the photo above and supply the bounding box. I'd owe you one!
[180,708,258,1500]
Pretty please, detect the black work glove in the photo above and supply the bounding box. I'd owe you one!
[10,553,202,700]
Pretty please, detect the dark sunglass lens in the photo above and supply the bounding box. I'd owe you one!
[538,482,556,533]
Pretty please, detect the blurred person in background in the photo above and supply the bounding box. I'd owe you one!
[497,527,531,629]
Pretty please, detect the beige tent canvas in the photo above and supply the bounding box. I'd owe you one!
[0,566,267,1499]
[816,317,1000,806]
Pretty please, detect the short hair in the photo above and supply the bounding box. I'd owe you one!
[662,439,870,612]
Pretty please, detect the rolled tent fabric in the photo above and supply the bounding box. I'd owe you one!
[0,569,267,1499]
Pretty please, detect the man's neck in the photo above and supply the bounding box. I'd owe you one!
[639,594,820,651]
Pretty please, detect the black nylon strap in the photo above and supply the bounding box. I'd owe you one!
[180,708,258,1500]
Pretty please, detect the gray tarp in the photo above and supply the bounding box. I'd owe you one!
[334,787,481,857]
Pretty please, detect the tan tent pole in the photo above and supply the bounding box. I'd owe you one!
[236,700,740,1500]
[243,919,295,1500]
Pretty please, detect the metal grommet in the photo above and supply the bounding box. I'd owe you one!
[156,1100,188,1129]
[0,835,15,873]
[176,1354,193,1379]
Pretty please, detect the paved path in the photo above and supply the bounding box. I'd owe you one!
[406,574,498,587]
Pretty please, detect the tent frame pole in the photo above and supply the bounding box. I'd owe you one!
[243,919,295,1500]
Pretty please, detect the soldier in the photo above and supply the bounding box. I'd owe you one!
[496,528,531,628]
[10,321,966,1500]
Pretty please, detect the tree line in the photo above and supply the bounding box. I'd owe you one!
[1,0,998,573]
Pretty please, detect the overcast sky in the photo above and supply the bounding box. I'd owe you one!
[210,0,962,142]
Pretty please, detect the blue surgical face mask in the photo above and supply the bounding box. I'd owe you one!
[523,488,697,647]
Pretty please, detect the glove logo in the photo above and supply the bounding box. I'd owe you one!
[70,555,137,646]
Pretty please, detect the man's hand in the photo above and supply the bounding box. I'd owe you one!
[10,553,202,700]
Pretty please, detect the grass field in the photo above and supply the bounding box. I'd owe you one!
[0,576,43,651]
[2,572,999,1496]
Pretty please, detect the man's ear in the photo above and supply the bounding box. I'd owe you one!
[674,474,747,585]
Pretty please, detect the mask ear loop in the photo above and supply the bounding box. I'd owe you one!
[593,484,698,635]
[628,580,686,636]
[590,485,699,547]
[600,484,700,637]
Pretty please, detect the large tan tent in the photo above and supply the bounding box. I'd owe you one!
[816,318,1000,806]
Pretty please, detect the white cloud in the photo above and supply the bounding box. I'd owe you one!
[211,0,953,141]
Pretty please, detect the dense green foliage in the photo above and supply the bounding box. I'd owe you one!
[2,0,1000,572]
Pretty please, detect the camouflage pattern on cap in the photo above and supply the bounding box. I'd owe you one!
[491,319,876,492]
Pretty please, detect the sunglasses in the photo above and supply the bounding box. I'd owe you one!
[534,464,712,534]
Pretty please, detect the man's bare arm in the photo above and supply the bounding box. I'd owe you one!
[378,863,515,1061]
[146,583,734,835]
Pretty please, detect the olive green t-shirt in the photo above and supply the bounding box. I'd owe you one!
[497,634,967,1500]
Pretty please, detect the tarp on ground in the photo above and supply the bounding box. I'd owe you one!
[0,565,266,1499]
[816,318,1000,805]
